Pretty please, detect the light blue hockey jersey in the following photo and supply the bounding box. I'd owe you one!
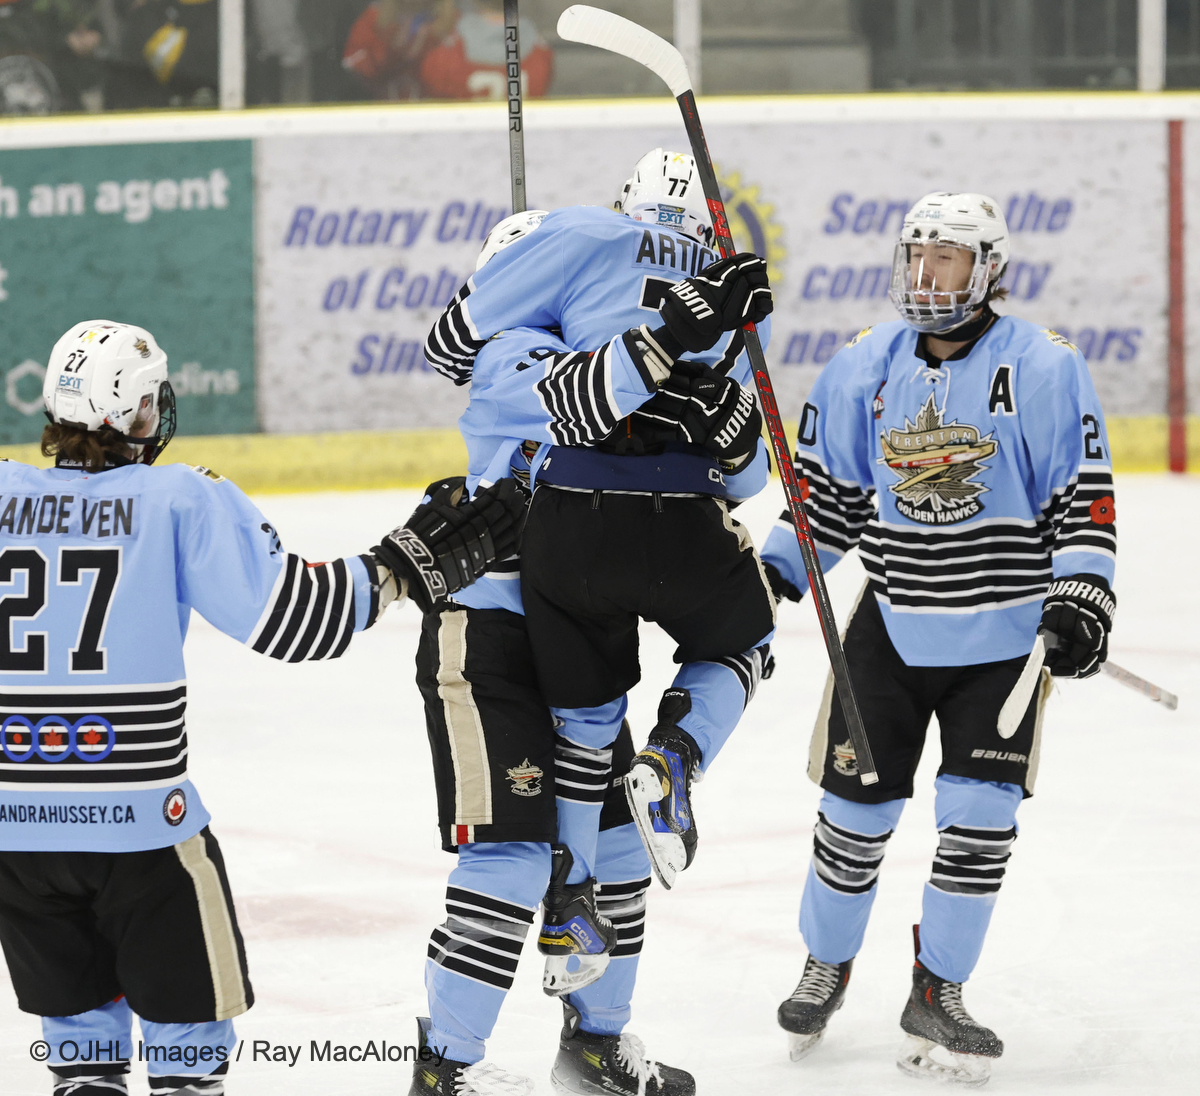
[0,460,377,853]
[424,204,771,399]
[452,326,770,616]
[761,318,1117,666]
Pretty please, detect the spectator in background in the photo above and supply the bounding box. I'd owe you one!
[419,0,551,100]
[114,0,220,108]
[342,0,456,101]
[0,0,115,113]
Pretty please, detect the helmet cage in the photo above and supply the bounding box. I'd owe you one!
[888,236,999,334]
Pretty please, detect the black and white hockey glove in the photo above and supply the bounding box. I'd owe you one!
[657,252,773,354]
[635,359,763,468]
[1039,573,1116,679]
[371,477,526,614]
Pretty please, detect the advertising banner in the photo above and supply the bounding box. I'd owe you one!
[0,140,254,445]
[257,118,1165,432]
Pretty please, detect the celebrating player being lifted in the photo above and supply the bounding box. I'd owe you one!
[416,150,774,1095]
[0,321,523,1096]
[761,193,1117,1085]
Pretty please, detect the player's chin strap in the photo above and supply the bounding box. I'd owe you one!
[928,304,997,344]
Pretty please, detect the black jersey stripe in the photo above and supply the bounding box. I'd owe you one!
[535,345,622,447]
[445,885,536,925]
[424,284,484,384]
[251,554,299,654]
[288,562,331,662]
[267,563,314,659]
[311,559,352,659]
[0,684,186,709]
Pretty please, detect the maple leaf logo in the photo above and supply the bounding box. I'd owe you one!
[44,729,64,748]
[82,726,102,746]
[877,394,998,522]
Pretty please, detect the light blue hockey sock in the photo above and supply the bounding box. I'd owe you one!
[569,823,651,1036]
[426,841,551,1064]
[669,639,773,772]
[917,774,1023,983]
[552,698,627,883]
[43,996,133,1070]
[138,1018,236,1089]
[798,792,906,964]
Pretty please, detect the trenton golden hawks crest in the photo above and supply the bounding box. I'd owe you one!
[506,759,544,797]
[879,394,997,525]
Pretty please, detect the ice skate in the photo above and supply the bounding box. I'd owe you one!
[409,1017,534,1096]
[777,955,854,1060]
[897,961,1002,1087]
[624,690,700,889]
[550,1001,695,1096]
[539,845,617,995]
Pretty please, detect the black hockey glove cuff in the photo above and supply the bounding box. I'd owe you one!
[1039,572,1116,679]
[371,477,527,614]
[762,560,803,605]
[658,252,772,353]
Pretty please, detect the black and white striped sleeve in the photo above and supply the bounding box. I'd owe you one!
[1041,463,1117,565]
[246,555,358,662]
[533,343,626,447]
[779,453,877,559]
[529,327,672,447]
[424,281,486,385]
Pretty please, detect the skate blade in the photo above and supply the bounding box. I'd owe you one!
[542,952,610,997]
[897,1034,992,1087]
[787,1030,825,1062]
[624,766,685,890]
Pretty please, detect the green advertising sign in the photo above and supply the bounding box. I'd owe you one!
[0,139,254,444]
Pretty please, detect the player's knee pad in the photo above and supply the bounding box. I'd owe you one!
[593,826,651,959]
[434,843,548,993]
[930,775,1020,896]
[555,735,612,807]
[812,793,905,896]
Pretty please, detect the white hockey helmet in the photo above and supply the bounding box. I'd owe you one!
[616,148,714,248]
[888,192,1010,334]
[42,320,177,465]
[476,209,549,270]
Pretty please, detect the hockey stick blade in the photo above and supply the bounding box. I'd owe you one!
[998,632,1046,739]
[557,5,692,95]
[1102,660,1179,710]
[558,4,878,786]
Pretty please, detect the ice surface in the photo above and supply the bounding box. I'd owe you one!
[3,475,1196,1094]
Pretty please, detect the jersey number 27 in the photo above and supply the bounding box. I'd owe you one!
[0,547,121,674]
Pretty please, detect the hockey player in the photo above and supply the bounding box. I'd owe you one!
[408,214,712,1096]
[761,193,1117,1085]
[0,320,524,1096]
[425,151,777,915]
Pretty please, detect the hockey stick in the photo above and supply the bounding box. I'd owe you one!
[997,632,1179,739]
[997,633,1046,739]
[1101,660,1179,709]
[557,5,879,786]
[504,0,527,213]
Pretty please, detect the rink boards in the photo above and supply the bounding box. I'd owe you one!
[0,94,1197,474]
